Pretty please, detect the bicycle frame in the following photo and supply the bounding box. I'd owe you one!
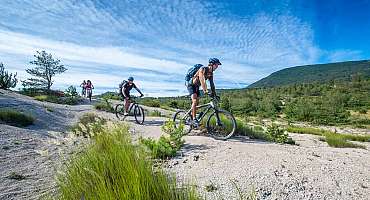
[183,98,219,122]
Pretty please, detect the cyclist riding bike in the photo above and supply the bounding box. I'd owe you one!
[119,76,144,116]
[186,58,221,127]
[85,80,94,101]
[80,80,86,97]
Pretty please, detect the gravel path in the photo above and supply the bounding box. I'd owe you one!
[1,89,369,200]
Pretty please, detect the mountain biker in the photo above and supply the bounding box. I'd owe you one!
[120,76,144,115]
[80,80,86,97]
[188,58,221,127]
[85,80,94,100]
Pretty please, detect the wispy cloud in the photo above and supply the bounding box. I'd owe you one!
[0,0,328,96]
[326,50,362,63]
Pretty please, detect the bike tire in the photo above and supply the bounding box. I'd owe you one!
[173,110,192,134]
[134,105,145,124]
[115,104,126,120]
[206,109,236,140]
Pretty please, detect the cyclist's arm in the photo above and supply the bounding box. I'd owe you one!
[209,75,216,96]
[198,68,208,94]
[134,84,144,96]
[91,84,94,89]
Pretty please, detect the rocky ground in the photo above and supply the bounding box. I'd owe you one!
[0,89,369,200]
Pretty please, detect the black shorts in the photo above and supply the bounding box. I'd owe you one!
[123,90,131,100]
[187,84,200,96]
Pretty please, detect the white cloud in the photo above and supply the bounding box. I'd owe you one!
[327,50,362,63]
[0,0,328,96]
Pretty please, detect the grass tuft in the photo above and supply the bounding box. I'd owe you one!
[57,123,199,200]
[140,121,185,159]
[0,109,34,127]
[287,126,369,148]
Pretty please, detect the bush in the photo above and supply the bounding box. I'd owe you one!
[0,63,17,89]
[58,124,199,200]
[71,113,106,138]
[34,94,80,105]
[266,124,295,144]
[140,121,185,159]
[149,110,162,117]
[235,119,268,140]
[142,98,161,108]
[64,86,78,98]
[94,99,114,113]
[0,109,34,127]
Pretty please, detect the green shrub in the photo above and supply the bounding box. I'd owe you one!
[64,85,78,98]
[34,94,80,105]
[235,119,269,140]
[149,110,162,117]
[142,98,161,107]
[0,109,34,127]
[71,113,106,138]
[0,63,17,89]
[140,121,185,159]
[94,99,114,113]
[58,124,199,200]
[266,124,295,144]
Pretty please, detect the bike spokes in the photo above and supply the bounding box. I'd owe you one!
[173,110,192,134]
[206,110,236,140]
[134,105,145,124]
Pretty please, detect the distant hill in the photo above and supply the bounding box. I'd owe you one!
[248,60,370,88]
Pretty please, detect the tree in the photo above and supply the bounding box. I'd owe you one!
[22,50,67,90]
[0,63,18,89]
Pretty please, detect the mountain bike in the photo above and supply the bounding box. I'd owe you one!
[173,95,236,140]
[86,88,93,102]
[115,96,145,124]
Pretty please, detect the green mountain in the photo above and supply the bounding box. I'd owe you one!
[248,60,370,88]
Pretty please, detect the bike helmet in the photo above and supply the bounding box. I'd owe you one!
[209,58,222,65]
[128,76,134,81]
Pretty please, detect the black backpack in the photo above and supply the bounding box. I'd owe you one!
[118,80,128,96]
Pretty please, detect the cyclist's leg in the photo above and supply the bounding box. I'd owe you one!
[188,84,200,121]
[123,90,131,114]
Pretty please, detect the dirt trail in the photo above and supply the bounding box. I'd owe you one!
[0,90,369,200]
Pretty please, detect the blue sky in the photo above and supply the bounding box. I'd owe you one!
[1,0,369,96]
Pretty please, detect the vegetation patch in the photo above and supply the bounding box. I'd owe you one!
[71,113,107,138]
[266,124,295,144]
[140,121,185,159]
[34,94,80,105]
[57,124,199,200]
[0,109,34,127]
[94,98,114,113]
[287,126,369,148]
[148,110,163,117]
[0,63,18,89]
[8,172,26,180]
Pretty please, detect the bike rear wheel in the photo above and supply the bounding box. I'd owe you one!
[206,109,236,140]
[87,89,92,102]
[173,110,192,134]
[134,105,145,124]
[115,104,126,120]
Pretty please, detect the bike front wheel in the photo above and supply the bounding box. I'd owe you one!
[206,109,236,140]
[134,105,145,124]
[115,104,126,120]
[173,110,192,134]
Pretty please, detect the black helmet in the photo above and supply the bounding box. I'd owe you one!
[128,76,134,81]
[209,58,221,65]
